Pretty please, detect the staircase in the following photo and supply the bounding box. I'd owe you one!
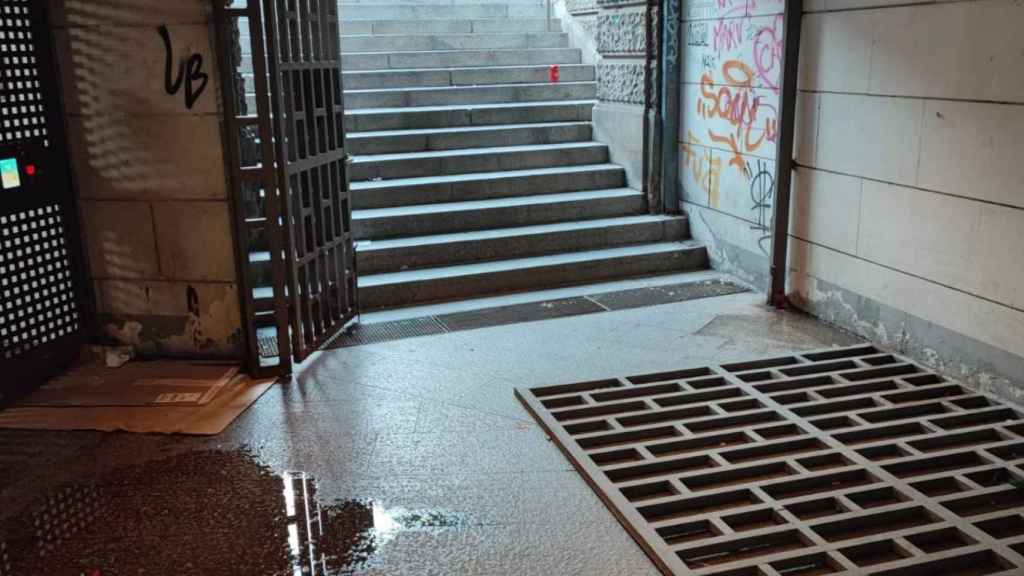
[245,0,710,315]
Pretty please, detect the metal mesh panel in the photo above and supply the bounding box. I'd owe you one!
[0,205,79,360]
[518,345,1024,575]
[0,0,84,375]
[0,0,48,147]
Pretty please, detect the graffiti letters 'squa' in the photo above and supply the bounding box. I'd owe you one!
[158,25,208,110]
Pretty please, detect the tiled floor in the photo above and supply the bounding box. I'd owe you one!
[0,289,864,575]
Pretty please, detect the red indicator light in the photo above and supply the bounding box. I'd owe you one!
[25,164,36,176]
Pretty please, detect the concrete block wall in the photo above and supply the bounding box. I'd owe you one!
[676,0,785,288]
[555,0,647,187]
[789,0,1024,401]
[50,0,243,358]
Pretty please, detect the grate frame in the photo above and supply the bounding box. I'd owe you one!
[516,345,1024,576]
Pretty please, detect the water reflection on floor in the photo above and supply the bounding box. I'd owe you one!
[0,450,464,575]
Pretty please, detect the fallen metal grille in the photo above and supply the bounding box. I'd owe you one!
[516,345,1024,575]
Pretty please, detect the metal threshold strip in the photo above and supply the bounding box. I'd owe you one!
[516,345,1024,575]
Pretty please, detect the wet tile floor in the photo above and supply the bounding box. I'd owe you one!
[0,291,864,575]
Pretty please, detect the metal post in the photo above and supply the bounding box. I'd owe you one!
[767,0,803,308]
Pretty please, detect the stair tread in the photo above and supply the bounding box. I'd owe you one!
[345,80,593,95]
[346,99,595,116]
[345,63,592,75]
[342,31,564,38]
[351,140,604,163]
[358,242,700,287]
[355,215,685,251]
[348,121,590,140]
[353,188,639,219]
[351,162,619,190]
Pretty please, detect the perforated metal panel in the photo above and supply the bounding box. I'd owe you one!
[0,0,87,393]
[0,1,48,147]
[0,205,79,360]
[518,345,1024,576]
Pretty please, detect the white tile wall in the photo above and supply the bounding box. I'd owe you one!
[790,168,861,255]
[868,0,1024,103]
[918,100,1024,209]
[816,93,923,185]
[798,11,875,93]
[788,239,1024,358]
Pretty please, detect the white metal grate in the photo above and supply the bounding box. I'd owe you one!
[518,345,1024,575]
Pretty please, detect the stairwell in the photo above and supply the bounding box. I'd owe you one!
[250,0,711,315]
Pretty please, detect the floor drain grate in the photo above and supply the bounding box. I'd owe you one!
[516,345,1024,575]
[333,316,449,347]
[326,280,748,349]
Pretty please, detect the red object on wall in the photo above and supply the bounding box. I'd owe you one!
[549,65,559,83]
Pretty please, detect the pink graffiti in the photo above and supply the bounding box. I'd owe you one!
[714,0,784,18]
[712,19,744,54]
[753,15,784,93]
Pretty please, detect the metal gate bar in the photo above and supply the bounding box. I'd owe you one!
[518,345,1024,575]
[214,0,357,373]
[264,0,357,362]
[214,0,294,375]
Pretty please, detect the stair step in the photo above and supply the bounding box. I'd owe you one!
[338,17,561,36]
[344,81,594,109]
[346,100,594,131]
[347,121,592,154]
[341,32,567,53]
[356,215,690,274]
[352,188,644,239]
[342,63,593,90]
[342,47,581,71]
[349,141,608,180]
[356,242,708,310]
[338,4,548,20]
[340,0,548,5]
[351,163,624,208]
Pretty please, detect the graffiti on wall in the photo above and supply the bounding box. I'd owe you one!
[697,59,778,175]
[747,159,774,254]
[681,0,780,254]
[158,24,208,110]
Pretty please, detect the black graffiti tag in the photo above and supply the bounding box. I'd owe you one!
[748,159,774,256]
[158,25,208,110]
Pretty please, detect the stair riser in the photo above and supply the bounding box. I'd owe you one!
[353,194,644,239]
[358,219,688,274]
[347,102,592,131]
[352,167,622,207]
[341,33,568,53]
[343,64,594,90]
[351,166,624,208]
[339,18,561,35]
[348,123,592,154]
[350,144,608,180]
[342,48,581,71]
[339,4,548,19]
[346,82,596,109]
[358,248,708,310]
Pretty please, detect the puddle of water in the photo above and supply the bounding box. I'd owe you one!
[0,450,465,575]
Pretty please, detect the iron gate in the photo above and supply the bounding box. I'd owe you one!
[215,0,358,375]
[0,0,90,397]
